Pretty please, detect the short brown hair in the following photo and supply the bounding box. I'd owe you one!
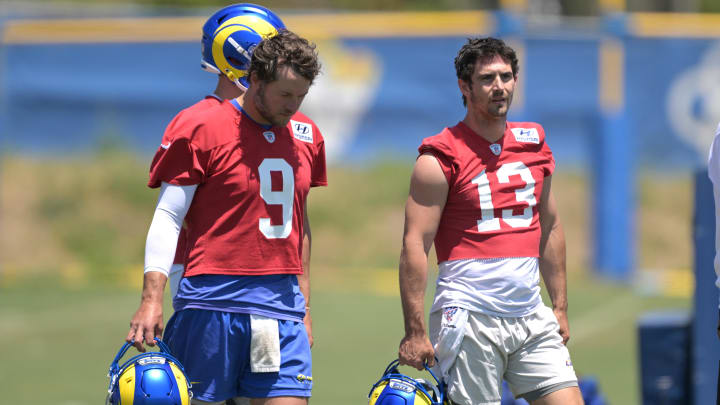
[455,37,519,106]
[249,30,321,85]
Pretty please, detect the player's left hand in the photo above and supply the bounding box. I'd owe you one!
[304,309,314,348]
[553,308,571,345]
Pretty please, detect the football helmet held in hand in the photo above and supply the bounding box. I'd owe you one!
[106,338,191,405]
[368,359,449,405]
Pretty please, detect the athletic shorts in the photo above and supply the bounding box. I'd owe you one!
[429,306,578,405]
[163,308,312,402]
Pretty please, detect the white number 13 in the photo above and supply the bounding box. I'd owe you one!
[258,158,294,239]
[470,161,537,232]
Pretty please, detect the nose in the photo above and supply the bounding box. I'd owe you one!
[287,97,304,113]
[491,74,503,90]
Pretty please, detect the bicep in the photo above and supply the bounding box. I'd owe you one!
[404,154,449,252]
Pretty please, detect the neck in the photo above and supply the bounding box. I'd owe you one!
[213,75,244,100]
[237,90,272,126]
[462,111,506,143]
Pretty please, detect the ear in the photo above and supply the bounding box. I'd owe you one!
[248,71,260,88]
[458,78,471,98]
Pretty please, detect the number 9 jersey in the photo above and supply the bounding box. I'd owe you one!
[148,100,327,277]
[419,121,554,263]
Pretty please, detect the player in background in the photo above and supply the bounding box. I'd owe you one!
[396,37,584,405]
[707,122,720,403]
[126,29,324,405]
[166,3,286,298]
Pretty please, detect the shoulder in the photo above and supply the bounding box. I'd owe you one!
[288,111,325,146]
[506,122,546,143]
[186,95,223,112]
[419,125,463,158]
[174,101,240,150]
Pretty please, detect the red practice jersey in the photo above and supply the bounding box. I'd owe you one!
[148,100,327,277]
[419,121,554,263]
[159,95,223,265]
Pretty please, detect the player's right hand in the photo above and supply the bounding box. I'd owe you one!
[126,301,164,352]
[398,334,435,371]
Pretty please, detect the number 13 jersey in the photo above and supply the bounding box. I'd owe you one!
[148,100,327,277]
[419,121,554,263]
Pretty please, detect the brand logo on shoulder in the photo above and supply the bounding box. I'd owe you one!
[511,128,540,144]
[291,120,313,143]
[160,142,171,149]
[263,131,276,143]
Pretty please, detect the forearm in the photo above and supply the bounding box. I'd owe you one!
[539,221,568,311]
[140,271,168,305]
[399,240,429,336]
[298,229,311,309]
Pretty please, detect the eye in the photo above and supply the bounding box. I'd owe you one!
[478,74,494,83]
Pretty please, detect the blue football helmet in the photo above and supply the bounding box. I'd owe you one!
[368,359,449,405]
[200,3,286,90]
[106,338,192,405]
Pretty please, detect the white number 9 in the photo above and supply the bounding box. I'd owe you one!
[258,158,294,239]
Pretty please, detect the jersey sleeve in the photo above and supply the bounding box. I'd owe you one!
[148,116,211,188]
[311,126,328,187]
[418,134,456,185]
[537,125,556,177]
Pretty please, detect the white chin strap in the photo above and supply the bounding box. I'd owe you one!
[201,58,220,74]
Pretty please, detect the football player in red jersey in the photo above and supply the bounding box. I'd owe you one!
[164,4,288,302]
[126,30,324,405]
[397,37,584,405]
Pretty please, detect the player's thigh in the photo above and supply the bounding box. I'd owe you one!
[164,309,251,402]
[505,306,578,400]
[239,319,312,399]
[444,312,507,405]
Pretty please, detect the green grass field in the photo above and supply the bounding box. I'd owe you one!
[0,152,693,404]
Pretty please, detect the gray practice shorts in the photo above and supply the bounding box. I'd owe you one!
[429,306,578,405]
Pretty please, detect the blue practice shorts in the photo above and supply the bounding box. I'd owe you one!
[163,309,312,402]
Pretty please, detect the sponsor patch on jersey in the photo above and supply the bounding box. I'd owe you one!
[263,131,276,143]
[511,128,540,144]
[489,143,502,156]
[291,120,313,143]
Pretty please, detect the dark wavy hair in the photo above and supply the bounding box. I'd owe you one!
[454,37,519,106]
[249,29,321,85]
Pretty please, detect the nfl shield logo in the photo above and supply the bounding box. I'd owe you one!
[263,131,276,143]
[489,143,501,156]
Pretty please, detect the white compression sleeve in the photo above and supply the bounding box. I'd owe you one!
[144,183,197,277]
